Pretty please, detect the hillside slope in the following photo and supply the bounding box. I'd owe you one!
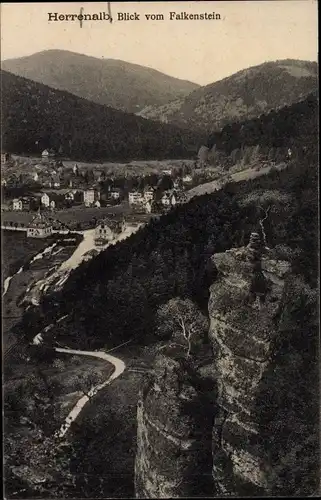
[1,70,203,161]
[1,50,199,114]
[137,59,318,132]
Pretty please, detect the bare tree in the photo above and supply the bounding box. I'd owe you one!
[155,298,209,359]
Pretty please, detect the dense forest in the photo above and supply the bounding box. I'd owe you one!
[1,70,203,161]
[139,59,318,132]
[208,93,318,155]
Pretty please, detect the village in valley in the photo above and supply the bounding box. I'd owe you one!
[1,0,318,497]
[1,145,212,242]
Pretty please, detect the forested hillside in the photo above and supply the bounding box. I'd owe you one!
[2,50,199,113]
[138,59,318,132]
[1,70,203,161]
[207,93,318,154]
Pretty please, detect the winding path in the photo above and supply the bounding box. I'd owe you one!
[54,347,126,439]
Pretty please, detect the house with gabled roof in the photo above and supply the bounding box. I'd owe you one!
[27,211,52,238]
[94,217,126,246]
[84,188,100,207]
[42,148,56,160]
[161,190,177,207]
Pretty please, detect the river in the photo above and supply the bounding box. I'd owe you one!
[2,243,58,298]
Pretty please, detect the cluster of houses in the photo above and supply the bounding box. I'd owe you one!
[9,175,189,213]
[128,183,189,214]
[11,190,82,212]
[19,210,127,245]
[3,148,198,215]
[10,187,121,212]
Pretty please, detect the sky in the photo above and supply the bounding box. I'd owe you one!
[1,1,318,85]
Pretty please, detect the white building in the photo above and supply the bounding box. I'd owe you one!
[129,191,145,205]
[94,218,125,246]
[27,212,52,238]
[41,193,50,207]
[1,152,11,164]
[163,169,172,176]
[84,189,100,207]
[12,199,22,211]
[33,172,39,182]
[41,148,55,161]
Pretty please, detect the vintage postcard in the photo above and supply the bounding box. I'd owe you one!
[1,1,319,498]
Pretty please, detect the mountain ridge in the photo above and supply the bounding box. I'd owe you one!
[1,50,199,114]
[1,69,203,161]
[137,59,318,132]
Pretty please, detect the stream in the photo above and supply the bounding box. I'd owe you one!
[2,243,57,298]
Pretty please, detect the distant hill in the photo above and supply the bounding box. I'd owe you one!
[1,50,199,114]
[1,70,203,161]
[137,59,318,132]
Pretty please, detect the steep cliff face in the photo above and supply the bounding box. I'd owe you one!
[209,234,307,495]
[135,232,318,497]
[135,345,216,498]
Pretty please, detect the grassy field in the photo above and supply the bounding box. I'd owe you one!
[187,162,287,199]
[8,155,194,177]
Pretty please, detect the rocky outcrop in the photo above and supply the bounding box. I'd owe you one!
[135,345,216,498]
[135,232,318,497]
[209,233,292,495]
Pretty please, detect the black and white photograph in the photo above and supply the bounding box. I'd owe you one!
[1,1,319,498]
